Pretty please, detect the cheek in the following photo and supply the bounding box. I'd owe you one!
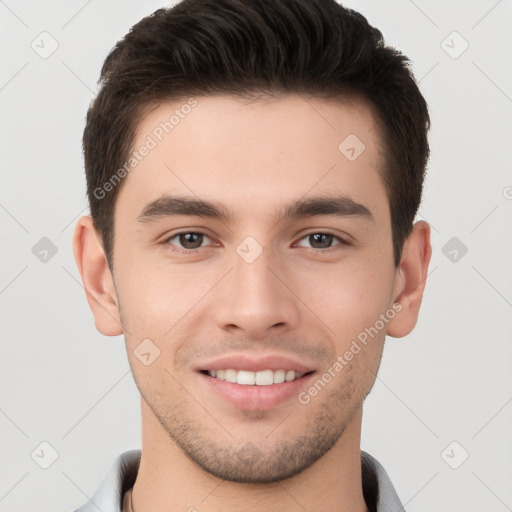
[116,263,217,368]
[116,258,203,328]
[297,258,395,341]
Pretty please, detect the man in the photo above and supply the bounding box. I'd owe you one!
[72,0,431,510]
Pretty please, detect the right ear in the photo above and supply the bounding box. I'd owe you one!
[72,215,123,336]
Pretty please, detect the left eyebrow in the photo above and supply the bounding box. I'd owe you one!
[277,195,373,222]
[136,194,373,224]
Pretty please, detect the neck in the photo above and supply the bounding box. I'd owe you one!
[131,400,369,512]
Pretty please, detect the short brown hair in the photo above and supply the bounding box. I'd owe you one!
[83,0,430,269]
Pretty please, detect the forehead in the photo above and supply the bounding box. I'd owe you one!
[116,94,389,225]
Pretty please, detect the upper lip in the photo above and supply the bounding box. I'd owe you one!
[196,354,316,373]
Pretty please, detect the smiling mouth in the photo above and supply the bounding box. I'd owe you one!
[200,369,314,386]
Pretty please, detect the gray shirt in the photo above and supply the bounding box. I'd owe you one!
[74,449,404,512]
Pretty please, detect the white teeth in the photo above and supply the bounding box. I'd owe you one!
[237,370,255,385]
[255,369,274,386]
[285,370,296,382]
[207,368,305,385]
[224,369,237,383]
[273,369,285,384]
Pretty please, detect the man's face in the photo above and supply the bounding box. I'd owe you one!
[111,94,401,482]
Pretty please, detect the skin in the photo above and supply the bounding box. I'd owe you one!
[74,94,431,512]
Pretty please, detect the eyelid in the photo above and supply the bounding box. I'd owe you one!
[294,229,353,247]
[162,230,218,252]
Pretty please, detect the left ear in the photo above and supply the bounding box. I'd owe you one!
[387,220,432,338]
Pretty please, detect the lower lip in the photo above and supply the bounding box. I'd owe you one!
[198,372,315,411]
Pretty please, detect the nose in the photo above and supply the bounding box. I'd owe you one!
[214,250,301,339]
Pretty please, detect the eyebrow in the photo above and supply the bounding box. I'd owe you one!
[136,194,373,224]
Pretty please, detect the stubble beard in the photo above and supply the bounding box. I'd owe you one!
[139,374,367,484]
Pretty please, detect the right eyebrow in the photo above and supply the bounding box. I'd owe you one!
[137,195,231,224]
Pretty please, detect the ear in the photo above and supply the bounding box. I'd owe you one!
[72,215,123,336]
[387,220,432,338]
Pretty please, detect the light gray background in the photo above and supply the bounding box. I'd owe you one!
[1,1,511,511]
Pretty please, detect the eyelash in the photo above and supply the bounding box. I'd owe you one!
[162,231,351,255]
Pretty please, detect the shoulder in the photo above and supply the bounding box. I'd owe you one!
[72,449,141,512]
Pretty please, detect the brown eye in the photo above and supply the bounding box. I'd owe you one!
[179,233,203,249]
[309,233,334,249]
[166,232,211,251]
[296,233,343,250]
